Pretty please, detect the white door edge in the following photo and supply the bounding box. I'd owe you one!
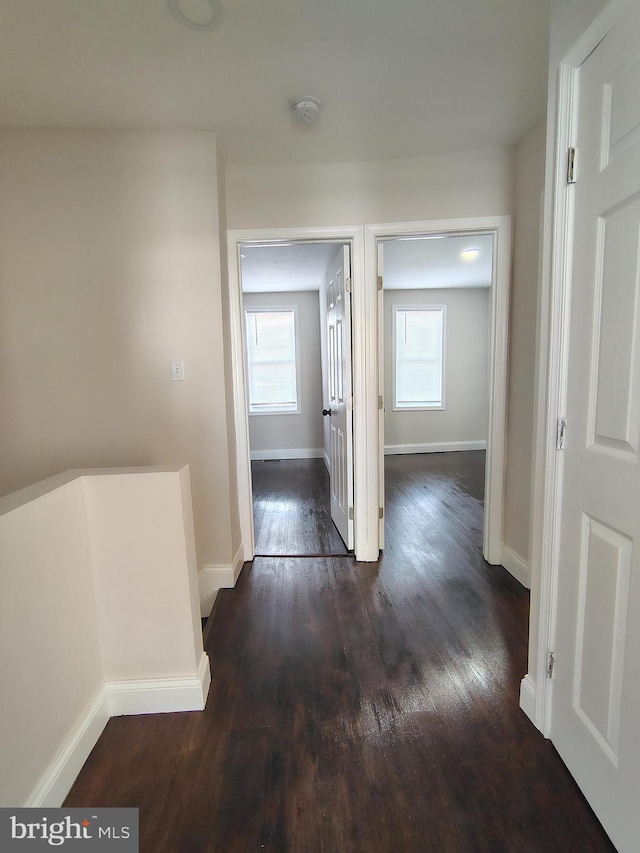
[366,215,511,567]
[527,0,630,736]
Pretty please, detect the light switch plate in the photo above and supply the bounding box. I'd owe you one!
[170,360,184,381]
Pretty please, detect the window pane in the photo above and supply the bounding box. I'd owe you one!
[245,309,298,413]
[394,307,444,408]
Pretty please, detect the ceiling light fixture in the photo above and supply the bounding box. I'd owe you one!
[460,248,480,261]
[168,0,222,31]
[291,96,322,123]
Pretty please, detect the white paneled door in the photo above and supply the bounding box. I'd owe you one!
[551,3,640,850]
[325,245,354,549]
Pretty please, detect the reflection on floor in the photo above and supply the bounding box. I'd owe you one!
[65,452,614,852]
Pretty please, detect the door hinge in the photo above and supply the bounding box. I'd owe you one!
[379,507,384,519]
[377,275,383,291]
[567,147,576,184]
[348,506,354,520]
[347,395,353,410]
[378,395,384,410]
[345,277,352,293]
[556,417,567,450]
[546,651,555,679]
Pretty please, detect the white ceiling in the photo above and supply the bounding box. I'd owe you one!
[241,235,493,293]
[0,0,551,166]
[383,234,493,289]
[241,243,341,292]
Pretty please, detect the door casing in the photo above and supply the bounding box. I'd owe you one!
[366,217,512,566]
[227,225,379,562]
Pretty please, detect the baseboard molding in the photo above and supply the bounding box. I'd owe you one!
[384,440,487,456]
[501,545,530,589]
[250,448,324,461]
[323,450,330,473]
[24,653,211,808]
[108,652,211,716]
[25,685,111,807]
[203,544,245,589]
[519,675,537,724]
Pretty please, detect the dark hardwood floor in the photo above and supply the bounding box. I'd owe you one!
[65,452,615,852]
[252,458,348,555]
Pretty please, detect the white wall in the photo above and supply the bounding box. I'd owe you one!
[1,477,103,808]
[243,290,324,457]
[503,119,546,568]
[226,147,514,230]
[384,288,490,451]
[0,466,207,807]
[0,129,239,580]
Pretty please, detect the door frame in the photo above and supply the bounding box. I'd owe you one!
[227,225,379,562]
[365,216,512,566]
[524,0,629,735]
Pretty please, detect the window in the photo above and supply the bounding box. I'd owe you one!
[244,307,300,414]
[393,305,445,410]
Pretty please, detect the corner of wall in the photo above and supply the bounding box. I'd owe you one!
[501,545,530,589]
[199,543,245,614]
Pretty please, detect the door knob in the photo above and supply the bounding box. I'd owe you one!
[322,408,332,416]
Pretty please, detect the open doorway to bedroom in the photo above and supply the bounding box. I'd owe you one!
[374,223,508,567]
[239,241,352,557]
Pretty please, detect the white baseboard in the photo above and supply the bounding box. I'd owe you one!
[323,450,330,473]
[203,544,244,589]
[25,686,111,807]
[519,675,537,724]
[24,654,212,808]
[501,545,530,589]
[109,652,211,716]
[384,440,487,455]
[250,448,324,461]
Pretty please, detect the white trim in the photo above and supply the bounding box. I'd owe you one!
[203,544,245,589]
[501,545,530,589]
[108,653,211,716]
[25,686,111,807]
[384,440,487,455]
[323,449,331,472]
[22,657,212,807]
[367,216,511,566]
[519,674,538,725]
[227,226,376,561]
[250,448,324,461]
[526,3,626,737]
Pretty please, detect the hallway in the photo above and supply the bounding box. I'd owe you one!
[65,453,614,851]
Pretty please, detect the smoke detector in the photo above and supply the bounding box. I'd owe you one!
[292,96,322,123]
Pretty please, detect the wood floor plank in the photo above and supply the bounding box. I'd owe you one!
[251,458,348,555]
[65,452,615,852]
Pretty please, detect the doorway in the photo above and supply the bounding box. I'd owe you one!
[231,234,358,558]
[368,218,510,563]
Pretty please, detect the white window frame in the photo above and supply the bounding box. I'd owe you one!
[244,305,301,416]
[392,304,446,412]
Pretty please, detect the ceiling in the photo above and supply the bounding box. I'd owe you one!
[0,0,551,166]
[241,235,493,293]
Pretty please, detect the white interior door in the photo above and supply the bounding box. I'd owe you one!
[325,245,354,549]
[551,4,640,850]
